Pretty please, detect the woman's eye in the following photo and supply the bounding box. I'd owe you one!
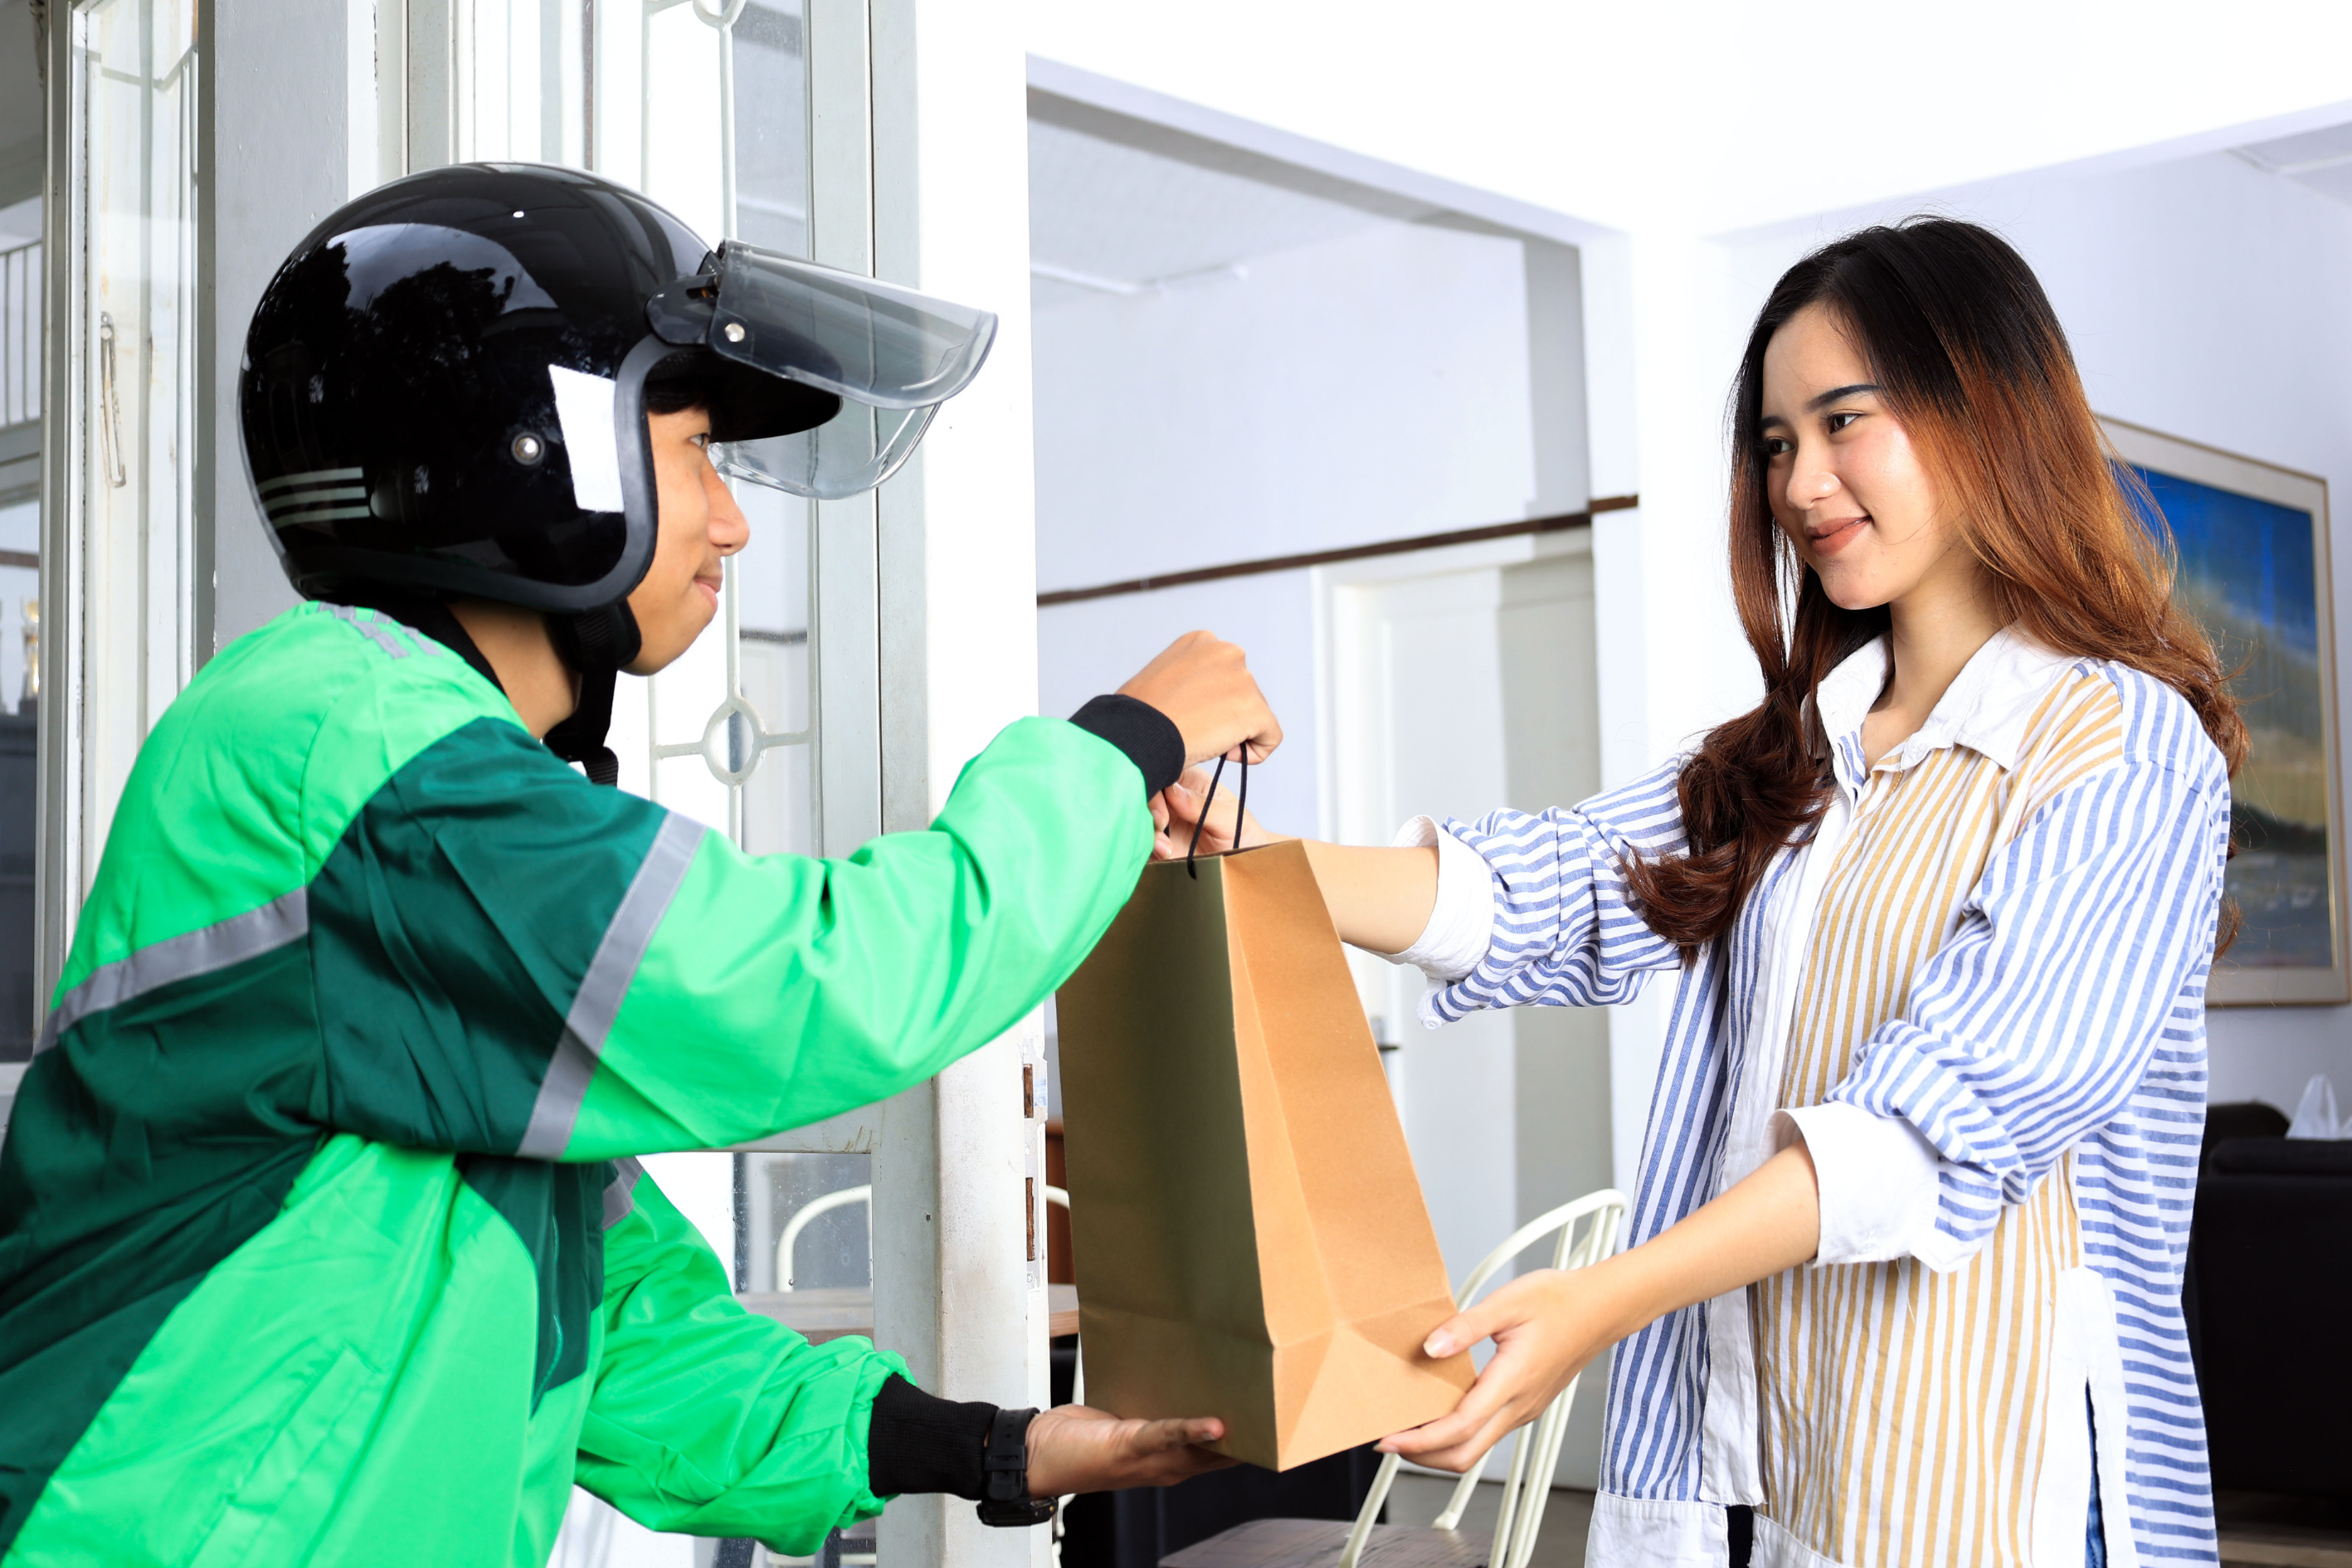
[1825,411,1861,434]
[1761,437,1794,459]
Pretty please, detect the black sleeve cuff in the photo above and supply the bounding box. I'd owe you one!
[1069,694,1186,796]
[867,1374,995,1500]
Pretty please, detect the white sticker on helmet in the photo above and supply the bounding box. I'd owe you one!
[549,365,625,514]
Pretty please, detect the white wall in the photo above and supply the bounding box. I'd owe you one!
[1040,568,1323,833]
[1026,2,2352,1178]
[1034,218,1543,836]
[1035,220,1538,588]
[1713,149,2352,1113]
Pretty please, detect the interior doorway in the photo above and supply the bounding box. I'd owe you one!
[1025,63,1621,1502]
[1323,534,1613,1488]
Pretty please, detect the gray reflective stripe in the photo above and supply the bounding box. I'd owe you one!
[324,604,413,660]
[257,466,364,496]
[263,486,368,510]
[602,1156,645,1228]
[35,889,310,1054]
[267,503,373,526]
[517,813,706,1159]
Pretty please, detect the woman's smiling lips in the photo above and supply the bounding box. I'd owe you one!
[1806,514,1872,556]
[694,571,723,609]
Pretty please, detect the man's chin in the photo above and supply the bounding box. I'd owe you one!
[622,599,718,676]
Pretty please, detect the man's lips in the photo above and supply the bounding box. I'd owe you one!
[1806,514,1871,555]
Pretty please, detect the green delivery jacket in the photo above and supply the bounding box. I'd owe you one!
[0,602,1152,1566]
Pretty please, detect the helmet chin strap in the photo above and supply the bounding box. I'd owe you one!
[543,604,644,787]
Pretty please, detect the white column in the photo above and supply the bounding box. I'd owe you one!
[867,4,1048,1568]
[1580,226,1756,1195]
[204,0,356,655]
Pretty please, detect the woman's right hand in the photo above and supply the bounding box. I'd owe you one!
[1151,765,1277,862]
[1154,772,1440,955]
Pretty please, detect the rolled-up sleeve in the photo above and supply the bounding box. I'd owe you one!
[1423,760,1689,1025]
[1381,816,1497,983]
[1775,1101,1945,1265]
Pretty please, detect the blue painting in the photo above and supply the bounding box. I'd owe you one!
[2129,465,2333,969]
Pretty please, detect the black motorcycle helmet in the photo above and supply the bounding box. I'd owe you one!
[239,162,995,777]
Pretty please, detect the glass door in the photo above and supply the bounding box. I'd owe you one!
[37,0,200,1016]
[631,0,820,862]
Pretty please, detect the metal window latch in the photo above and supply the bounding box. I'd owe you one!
[98,313,128,489]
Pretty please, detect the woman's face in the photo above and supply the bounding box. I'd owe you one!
[1759,302,1975,613]
[626,406,749,674]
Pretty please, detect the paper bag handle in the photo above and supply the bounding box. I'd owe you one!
[1183,750,1249,879]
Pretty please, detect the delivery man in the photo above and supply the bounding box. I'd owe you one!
[0,163,1268,1566]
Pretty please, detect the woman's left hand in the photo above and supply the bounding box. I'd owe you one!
[1378,1267,1625,1473]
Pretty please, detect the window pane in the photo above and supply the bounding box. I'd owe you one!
[731,2,809,258]
[743,1150,870,1293]
[638,0,816,855]
[80,0,199,861]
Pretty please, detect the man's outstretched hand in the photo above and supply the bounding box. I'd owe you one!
[1118,631,1282,769]
[1025,1406,1236,1497]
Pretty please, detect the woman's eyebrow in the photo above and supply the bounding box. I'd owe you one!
[1805,382,1881,412]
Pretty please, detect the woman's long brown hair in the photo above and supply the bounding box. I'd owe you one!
[1624,218,2245,955]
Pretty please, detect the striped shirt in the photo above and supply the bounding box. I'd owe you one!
[1405,628,2232,1568]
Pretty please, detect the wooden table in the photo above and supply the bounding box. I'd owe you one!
[742,1283,1079,1344]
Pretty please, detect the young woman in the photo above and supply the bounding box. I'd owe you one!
[1162,219,2240,1568]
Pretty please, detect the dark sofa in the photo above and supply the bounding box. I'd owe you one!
[2186,1100,2352,1501]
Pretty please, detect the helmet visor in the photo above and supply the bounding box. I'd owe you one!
[712,404,937,502]
[708,241,996,411]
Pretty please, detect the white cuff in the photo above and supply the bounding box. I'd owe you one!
[1773,1102,1944,1268]
[1381,816,1496,984]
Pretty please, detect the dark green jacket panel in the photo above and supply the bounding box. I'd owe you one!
[0,941,323,1552]
[310,716,666,1154]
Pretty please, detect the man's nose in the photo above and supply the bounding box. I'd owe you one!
[707,461,752,554]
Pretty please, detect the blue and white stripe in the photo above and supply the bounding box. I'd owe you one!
[1424,640,2232,1567]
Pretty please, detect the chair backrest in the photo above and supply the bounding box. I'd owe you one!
[774,1184,872,1292]
[1337,1188,1628,1568]
[773,1185,1069,1293]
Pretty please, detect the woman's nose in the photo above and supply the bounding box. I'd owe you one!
[1786,456,1839,511]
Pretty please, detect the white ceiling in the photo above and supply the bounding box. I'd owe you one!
[2234,119,2352,207]
[1027,100,1417,310]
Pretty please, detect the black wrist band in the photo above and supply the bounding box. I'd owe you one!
[1069,694,1186,796]
[866,1375,995,1499]
[976,1406,1053,1527]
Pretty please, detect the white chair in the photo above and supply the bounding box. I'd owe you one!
[775,1183,1071,1293]
[1336,1188,1628,1568]
[773,1184,873,1291]
[775,1184,1083,1568]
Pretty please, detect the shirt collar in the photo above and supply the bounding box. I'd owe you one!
[1813,625,2080,786]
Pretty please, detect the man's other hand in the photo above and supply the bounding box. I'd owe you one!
[1024,1405,1236,1497]
[1118,631,1282,768]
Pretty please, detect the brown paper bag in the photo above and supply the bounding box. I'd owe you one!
[1054,839,1475,1471]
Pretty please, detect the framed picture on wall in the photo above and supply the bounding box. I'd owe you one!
[2101,416,2347,1006]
